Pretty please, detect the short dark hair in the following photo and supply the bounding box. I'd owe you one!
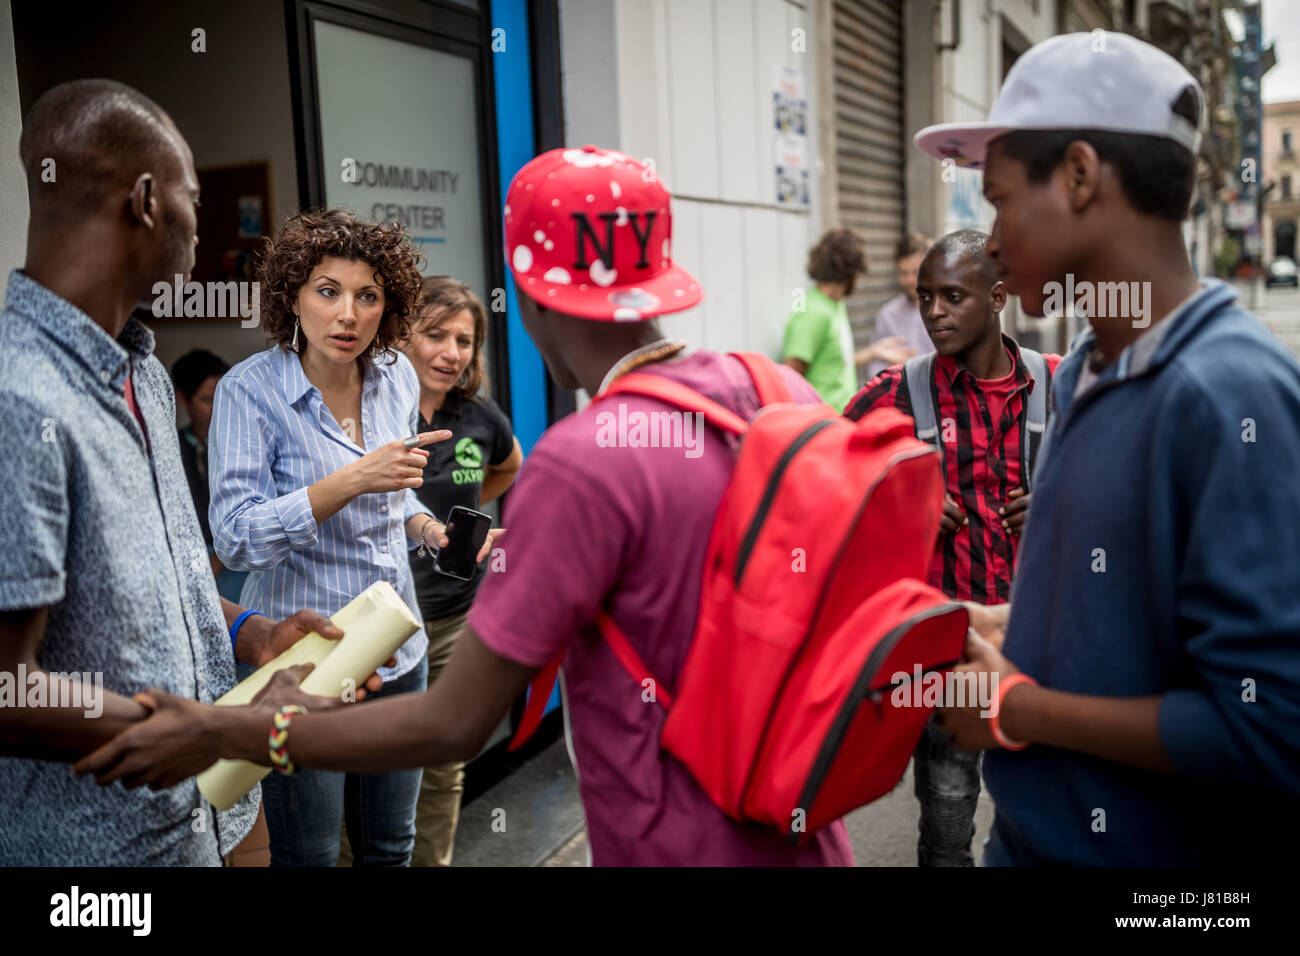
[990,87,1201,222]
[895,232,932,262]
[171,350,229,398]
[807,228,867,285]
[924,229,998,288]
[19,79,181,222]
[257,208,425,362]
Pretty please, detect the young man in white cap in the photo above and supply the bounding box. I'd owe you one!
[914,32,1300,864]
[75,146,856,867]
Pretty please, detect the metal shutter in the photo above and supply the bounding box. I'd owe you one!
[831,0,905,346]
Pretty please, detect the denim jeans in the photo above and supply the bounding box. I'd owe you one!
[913,714,982,866]
[242,655,428,867]
[980,817,1016,866]
[215,566,249,603]
[339,614,467,868]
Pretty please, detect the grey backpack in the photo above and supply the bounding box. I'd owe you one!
[898,349,1050,490]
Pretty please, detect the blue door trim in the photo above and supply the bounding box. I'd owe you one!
[491,0,548,457]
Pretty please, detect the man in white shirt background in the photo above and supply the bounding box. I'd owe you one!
[863,233,934,380]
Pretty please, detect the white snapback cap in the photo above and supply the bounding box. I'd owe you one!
[915,31,1203,169]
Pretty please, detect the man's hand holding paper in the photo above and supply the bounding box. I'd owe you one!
[73,664,342,790]
[233,607,393,700]
[74,582,420,805]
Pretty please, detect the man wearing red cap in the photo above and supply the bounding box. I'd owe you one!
[472,145,853,864]
[77,146,856,867]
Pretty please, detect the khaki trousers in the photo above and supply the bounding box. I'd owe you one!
[339,612,467,867]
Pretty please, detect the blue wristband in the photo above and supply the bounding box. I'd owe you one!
[229,609,264,654]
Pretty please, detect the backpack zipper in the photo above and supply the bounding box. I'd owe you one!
[735,443,939,815]
[790,602,966,840]
[733,419,834,587]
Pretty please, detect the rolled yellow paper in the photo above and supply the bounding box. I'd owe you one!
[198,580,421,810]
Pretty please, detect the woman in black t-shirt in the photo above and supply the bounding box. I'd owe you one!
[402,276,521,866]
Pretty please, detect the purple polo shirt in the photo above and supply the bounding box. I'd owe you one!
[470,351,854,866]
[864,292,934,380]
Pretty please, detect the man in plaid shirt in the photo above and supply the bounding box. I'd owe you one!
[844,230,1060,865]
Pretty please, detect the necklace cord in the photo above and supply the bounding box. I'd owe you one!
[596,338,688,396]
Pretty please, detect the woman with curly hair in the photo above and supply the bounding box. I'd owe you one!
[208,208,451,867]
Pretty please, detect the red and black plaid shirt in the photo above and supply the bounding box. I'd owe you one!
[843,335,1061,604]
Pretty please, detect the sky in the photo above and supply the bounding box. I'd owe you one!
[1262,0,1300,103]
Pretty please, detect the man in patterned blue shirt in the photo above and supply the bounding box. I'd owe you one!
[0,80,368,865]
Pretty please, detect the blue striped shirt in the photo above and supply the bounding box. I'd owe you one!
[209,344,433,680]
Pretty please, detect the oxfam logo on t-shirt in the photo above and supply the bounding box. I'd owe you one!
[454,438,483,469]
[453,437,485,485]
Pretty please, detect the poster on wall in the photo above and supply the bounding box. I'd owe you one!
[237,196,263,239]
[945,168,985,232]
[193,163,269,284]
[315,20,487,296]
[774,65,809,208]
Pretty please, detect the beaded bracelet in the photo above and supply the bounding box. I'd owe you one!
[989,673,1037,750]
[416,515,443,558]
[268,704,308,775]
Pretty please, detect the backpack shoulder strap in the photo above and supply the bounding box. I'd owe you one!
[512,359,771,753]
[1020,348,1049,433]
[903,353,940,446]
[1018,348,1049,490]
[507,612,670,753]
[594,611,672,709]
[507,651,562,752]
[601,371,749,435]
[729,351,792,405]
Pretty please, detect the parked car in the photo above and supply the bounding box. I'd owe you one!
[1266,256,1298,288]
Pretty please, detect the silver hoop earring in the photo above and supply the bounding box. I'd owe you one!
[291,317,300,351]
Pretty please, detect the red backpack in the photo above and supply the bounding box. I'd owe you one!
[510,352,969,839]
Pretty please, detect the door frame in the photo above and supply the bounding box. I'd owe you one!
[285,0,514,415]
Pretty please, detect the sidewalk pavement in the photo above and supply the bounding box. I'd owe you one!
[228,735,995,866]
[477,739,996,867]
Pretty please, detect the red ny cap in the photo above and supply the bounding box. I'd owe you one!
[504,145,702,321]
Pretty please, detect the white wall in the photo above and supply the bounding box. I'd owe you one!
[563,0,820,360]
[923,0,1058,347]
[0,1,30,289]
[560,0,621,149]
[932,0,1055,238]
[11,0,300,381]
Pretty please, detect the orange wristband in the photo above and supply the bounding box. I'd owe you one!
[990,673,1037,750]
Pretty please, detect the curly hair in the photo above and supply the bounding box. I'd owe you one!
[257,208,425,361]
[807,228,868,287]
[408,276,491,399]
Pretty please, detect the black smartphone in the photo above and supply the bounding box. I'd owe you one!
[433,505,493,580]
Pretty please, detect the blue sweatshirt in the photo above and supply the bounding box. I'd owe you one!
[984,280,1300,865]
